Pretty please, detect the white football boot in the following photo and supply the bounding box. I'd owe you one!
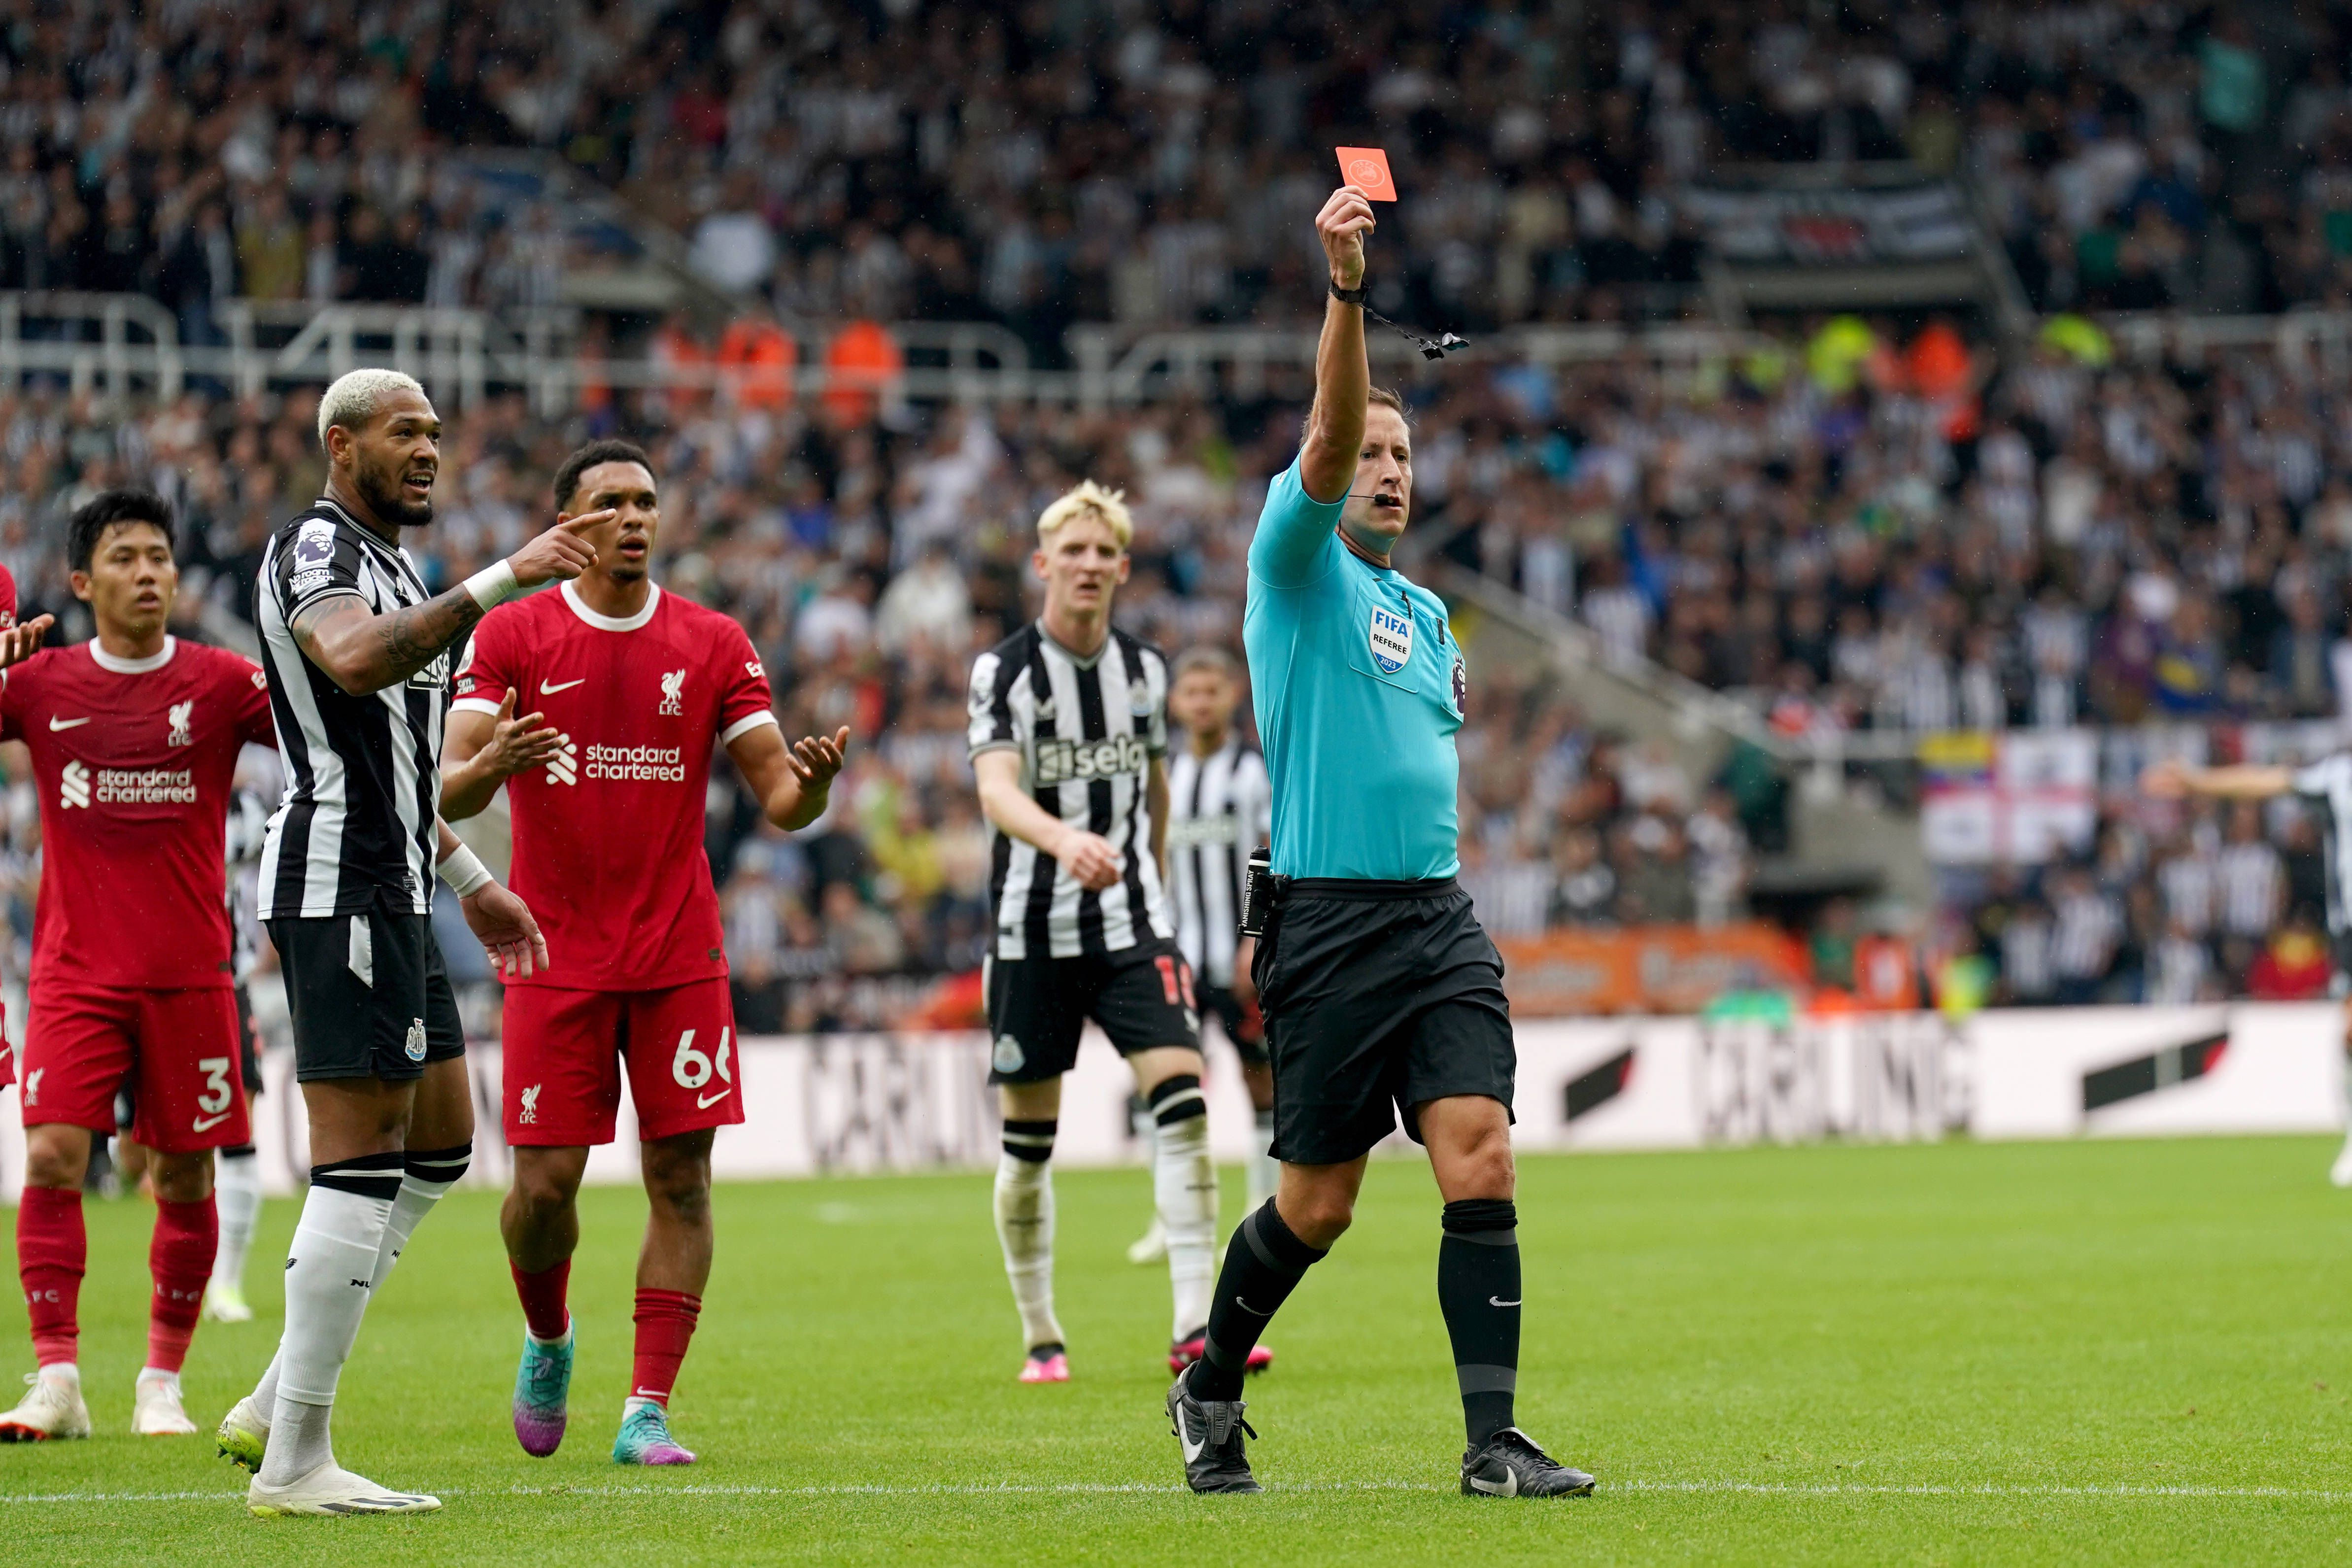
[1126,1217,1169,1265]
[133,1372,199,1435]
[248,1463,442,1517]
[215,1394,271,1471]
[0,1369,92,1441]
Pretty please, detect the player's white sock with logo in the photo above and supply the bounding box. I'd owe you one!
[258,1157,402,1486]
[239,1145,470,1427]
[370,1144,472,1289]
[994,1121,1063,1350]
[1147,1075,1217,1338]
[212,1147,263,1291]
[1249,1108,1279,1212]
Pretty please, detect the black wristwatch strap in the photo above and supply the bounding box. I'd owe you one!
[1327,279,1470,360]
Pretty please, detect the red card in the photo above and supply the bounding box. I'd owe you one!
[1335,146,1398,201]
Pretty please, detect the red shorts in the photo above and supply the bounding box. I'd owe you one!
[21,983,250,1154]
[501,977,744,1147]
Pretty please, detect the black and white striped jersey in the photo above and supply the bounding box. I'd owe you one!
[1166,737,1269,988]
[2294,753,2352,936]
[967,622,1174,961]
[224,785,268,982]
[254,498,446,920]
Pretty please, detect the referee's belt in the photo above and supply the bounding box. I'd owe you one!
[1279,876,1460,901]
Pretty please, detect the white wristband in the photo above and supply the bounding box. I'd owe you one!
[438,842,493,899]
[463,559,520,612]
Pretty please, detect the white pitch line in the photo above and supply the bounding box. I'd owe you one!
[4,1478,2347,1506]
[1615,1480,2352,1502]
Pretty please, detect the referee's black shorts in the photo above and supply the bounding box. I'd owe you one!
[268,892,465,1084]
[1253,876,1514,1165]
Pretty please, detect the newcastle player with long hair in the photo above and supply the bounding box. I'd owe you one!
[967,481,1220,1384]
[1163,186,1594,1498]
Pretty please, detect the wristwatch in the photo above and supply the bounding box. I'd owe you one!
[1329,279,1370,306]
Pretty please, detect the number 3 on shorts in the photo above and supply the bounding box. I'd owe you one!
[670,1028,734,1090]
[197,1057,234,1115]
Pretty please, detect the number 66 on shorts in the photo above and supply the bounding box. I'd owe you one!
[499,976,744,1147]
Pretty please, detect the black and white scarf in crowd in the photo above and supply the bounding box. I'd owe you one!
[1166,737,1269,988]
[967,622,1174,961]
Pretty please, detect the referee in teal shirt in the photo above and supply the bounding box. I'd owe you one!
[1166,184,1593,1500]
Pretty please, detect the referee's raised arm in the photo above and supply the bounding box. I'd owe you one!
[1299,185,1378,504]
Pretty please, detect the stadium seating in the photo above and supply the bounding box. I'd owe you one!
[7,2,2352,330]
[7,0,2352,1016]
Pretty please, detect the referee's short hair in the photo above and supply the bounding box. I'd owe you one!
[1302,384,1410,441]
[553,438,655,513]
[1174,646,1239,682]
[68,489,174,574]
[1036,479,1133,550]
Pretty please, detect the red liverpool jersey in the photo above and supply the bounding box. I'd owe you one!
[451,582,776,990]
[0,637,275,989]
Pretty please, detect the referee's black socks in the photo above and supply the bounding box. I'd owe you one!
[1187,1198,1327,1401]
[1439,1198,1520,1448]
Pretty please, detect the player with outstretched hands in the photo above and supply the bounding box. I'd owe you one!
[443,438,848,1467]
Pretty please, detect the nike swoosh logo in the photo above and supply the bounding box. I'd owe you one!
[696,1089,732,1108]
[1489,1296,1521,1307]
[1179,1426,1207,1464]
[1468,1469,1519,1497]
[539,678,585,694]
[1235,1296,1269,1315]
[193,1112,231,1131]
[47,716,89,730]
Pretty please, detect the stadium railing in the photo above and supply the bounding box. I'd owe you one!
[0,292,1776,411]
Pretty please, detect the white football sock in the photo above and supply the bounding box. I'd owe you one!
[1249,1107,1279,1212]
[1154,1110,1218,1339]
[258,1179,394,1487]
[250,1350,281,1418]
[250,1145,468,1418]
[993,1152,1063,1350]
[266,1398,335,1482]
[370,1155,466,1290]
[212,1150,263,1291]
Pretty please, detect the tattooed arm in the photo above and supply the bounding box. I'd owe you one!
[289,510,609,696]
[291,588,486,696]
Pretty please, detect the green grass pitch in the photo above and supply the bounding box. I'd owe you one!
[5,1135,2352,1564]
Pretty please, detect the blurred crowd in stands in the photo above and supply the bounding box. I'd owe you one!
[15,0,2352,1018]
[13,0,2352,349]
[17,291,2352,1014]
[13,303,2352,1014]
[1431,313,2352,737]
[1927,786,2339,1010]
[0,369,1770,1030]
